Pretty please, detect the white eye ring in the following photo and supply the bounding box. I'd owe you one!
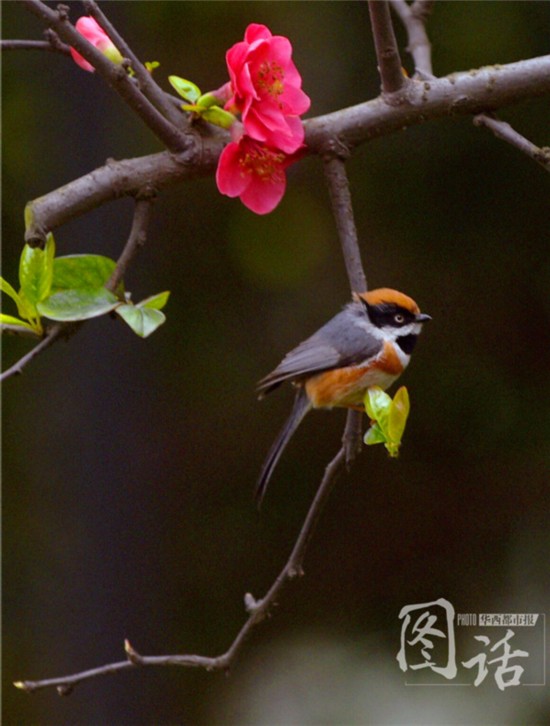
[394,313,405,324]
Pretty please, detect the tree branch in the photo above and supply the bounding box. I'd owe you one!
[23,141,224,245]
[22,55,550,246]
[83,0,185,129]
[0,323,74,383]
[390,0,433,76]
[368,1,406,94]
[322,150,367,466]
[106,194,156,292]
[14,447,347,694]
[322,153,367,294]
[390,4,550,173]
[305,55,550,152]
[0,35,71,55]
[21,0,192,154]
[473,113,550,172]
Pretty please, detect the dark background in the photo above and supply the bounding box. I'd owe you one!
[2,2,549,724]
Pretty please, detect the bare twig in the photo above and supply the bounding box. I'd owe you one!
[21,0,192,154]
[390,0,433,76]
[368,1,406,95]
[106,194,156,292]
[0,323,74,383]
[322,151,367,464]
[83,0,185,129]
[411,0,435,21]
[15,447,347,694]
[473,114,550,172]
[0,324,41,338]
[322,153,367,294]
[0,36,71,55]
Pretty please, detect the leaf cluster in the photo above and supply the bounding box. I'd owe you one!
[364,385,410,457]
[1,234,169,338]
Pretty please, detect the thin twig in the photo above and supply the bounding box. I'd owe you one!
[322,154,367,294]
[15,447,347,694]
[21,0,192,154]
[322,152,367,464]
[0,323,72,383]
[368,1,406,94]
[473,114,550,172]
[390,0,433,76]
[83,0,185,129]
[106,194,156,292]
[0,324,41,338]
[0,38,70,55]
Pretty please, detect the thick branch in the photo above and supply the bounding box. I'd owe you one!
[21,0,190,154]
[24,140,224,245]
[15,447,347,694]
[305,55,550,152]
[368,1,406,94]
[23,55,550,245]
[391,6,549,174]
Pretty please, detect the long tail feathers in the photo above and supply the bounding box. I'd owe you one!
[256,389,311,508]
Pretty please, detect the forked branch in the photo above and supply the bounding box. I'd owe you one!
[391,0,549,172]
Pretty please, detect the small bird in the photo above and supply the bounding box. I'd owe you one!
[256,288,431,504]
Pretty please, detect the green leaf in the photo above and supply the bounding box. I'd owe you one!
[145,61,160,73]
[52,254,117,292]
[37,288,119,321]
[388,386,410,443]
[19,233,55,306]
[137,291,170,311]
[200,106,236,129]
[364,423,386,446]
[196,92,221,109]
[116,304,166,338]
[1,276,24,308]
[14,289,40,324]
[363,385,411,457]
[0,313,39,333]
[168,76,201,103]
[365,386,391,428]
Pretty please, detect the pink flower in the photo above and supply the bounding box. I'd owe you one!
[216,136,300,215]
[70,17,123,73]
[225,23,310,154]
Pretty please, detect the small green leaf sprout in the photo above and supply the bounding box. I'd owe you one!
[363,385,410,457]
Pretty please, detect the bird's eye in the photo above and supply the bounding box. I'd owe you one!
[394,313,405,324]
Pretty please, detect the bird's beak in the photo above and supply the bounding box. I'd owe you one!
[416,313,432,323]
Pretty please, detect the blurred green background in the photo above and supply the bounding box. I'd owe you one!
[2,2,549,724]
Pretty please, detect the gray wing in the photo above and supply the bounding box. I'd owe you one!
[257,302,381,396]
